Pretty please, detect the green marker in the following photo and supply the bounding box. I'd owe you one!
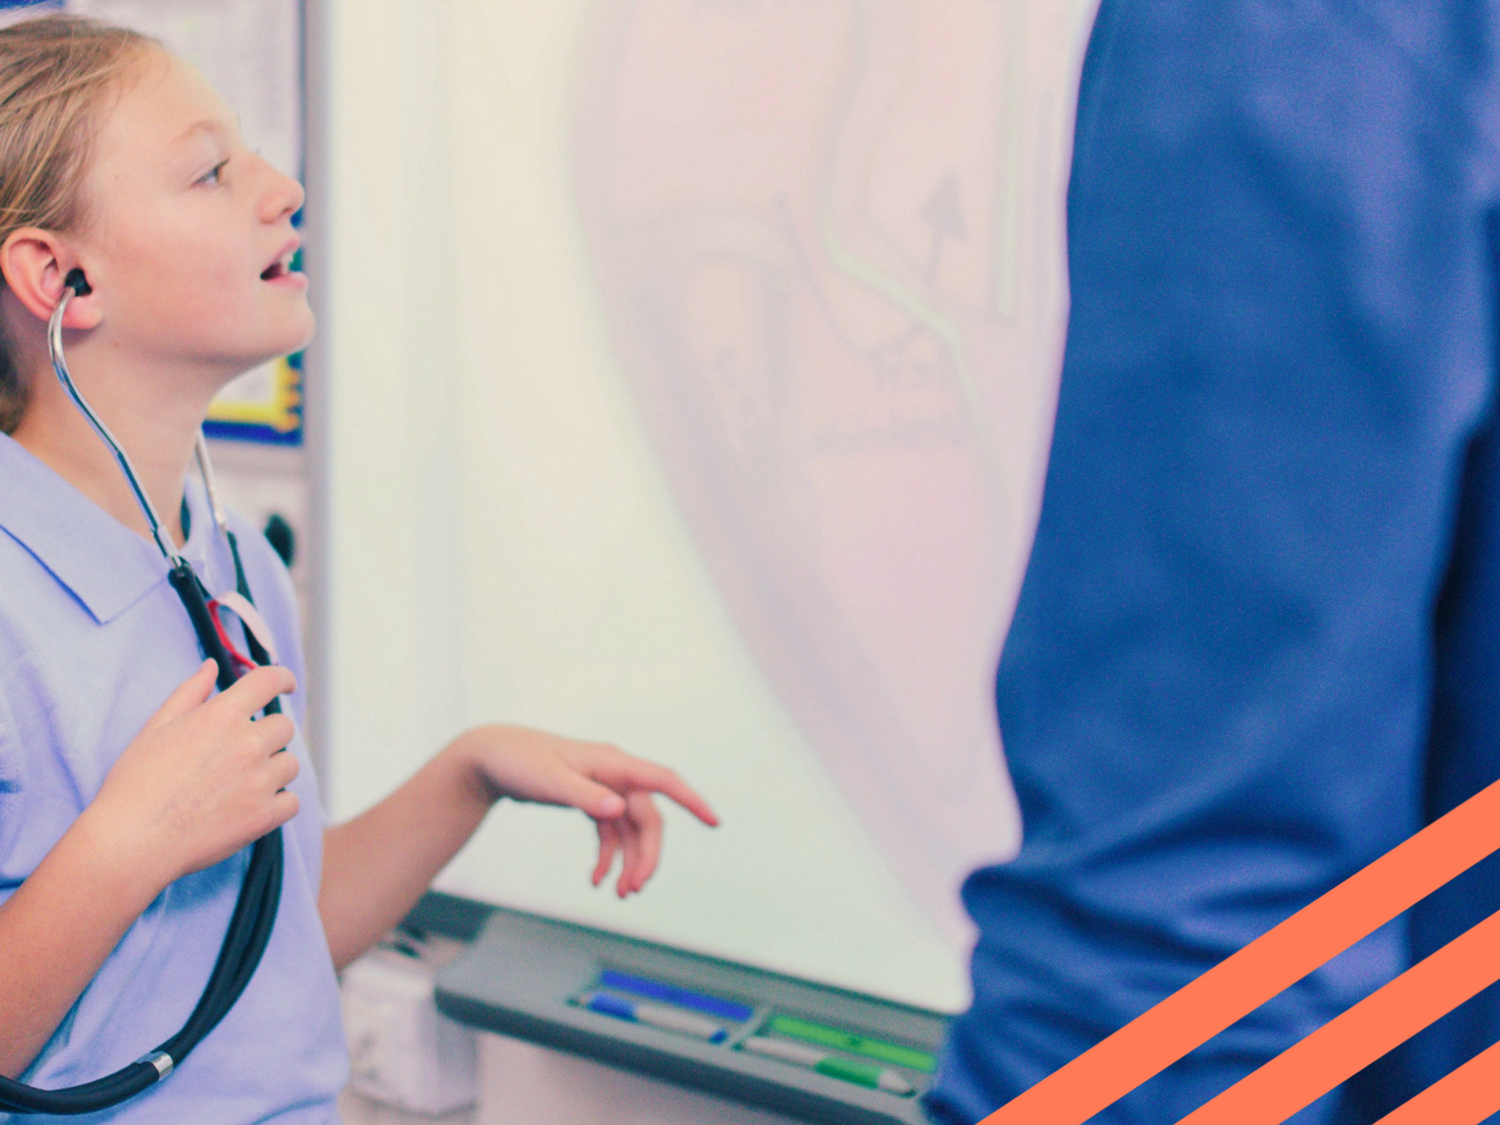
[767,1016,937,1074]
[740,1036,914,1096]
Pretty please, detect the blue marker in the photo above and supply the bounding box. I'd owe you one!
[598,970,753,1023]
[580,991,729,1044]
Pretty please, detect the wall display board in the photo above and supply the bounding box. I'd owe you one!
[0,0,60,24]
[323,0,1099,1016]
[0,1,56,22]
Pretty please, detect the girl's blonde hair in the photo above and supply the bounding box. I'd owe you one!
[0,14,153,433]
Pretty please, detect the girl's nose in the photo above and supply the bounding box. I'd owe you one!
[258,160,306,223]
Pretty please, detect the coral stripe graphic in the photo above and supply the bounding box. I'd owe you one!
[1179,906,1500,1122]
[1373,1037,1500,1125]
[981,777,1500,1125]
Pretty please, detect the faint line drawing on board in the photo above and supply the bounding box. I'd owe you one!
[569,0,1093,937]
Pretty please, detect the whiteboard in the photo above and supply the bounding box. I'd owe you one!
[319,0,1097,1013]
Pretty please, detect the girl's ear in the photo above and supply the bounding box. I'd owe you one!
[0,229,101,331]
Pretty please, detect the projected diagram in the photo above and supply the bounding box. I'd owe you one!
[570,0,1093,929]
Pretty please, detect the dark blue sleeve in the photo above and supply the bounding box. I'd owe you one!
[1357,215,1500,1117]
[927,3,1500,1123]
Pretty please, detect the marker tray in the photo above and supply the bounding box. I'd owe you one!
[435,905,948,1125]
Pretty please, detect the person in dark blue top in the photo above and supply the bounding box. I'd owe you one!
[926,3,1500,1122]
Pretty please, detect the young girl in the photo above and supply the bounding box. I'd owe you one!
[0,15,717,1121]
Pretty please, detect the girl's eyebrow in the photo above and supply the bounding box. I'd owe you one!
[171,117,238,147]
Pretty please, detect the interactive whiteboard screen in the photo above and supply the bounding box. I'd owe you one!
[322,0,1097,1013]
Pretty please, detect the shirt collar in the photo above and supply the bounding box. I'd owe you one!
[0,432,208,624]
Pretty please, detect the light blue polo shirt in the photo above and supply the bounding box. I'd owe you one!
[0,432,346,1122]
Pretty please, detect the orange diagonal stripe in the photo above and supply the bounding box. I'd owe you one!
[1180,906,1500,1123]
[981,777,1500,1125]
[1375,1037,1500,1125]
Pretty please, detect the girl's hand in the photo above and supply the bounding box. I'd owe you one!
[82,660,300,892]
[449,725,719,897]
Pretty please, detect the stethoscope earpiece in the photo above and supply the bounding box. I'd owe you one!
[63,267,91,297]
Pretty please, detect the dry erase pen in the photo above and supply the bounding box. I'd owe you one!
[767,1015,937,1073]
[597,969,754,1023]
[740,1036,915,1096]
[579,992,729,1043]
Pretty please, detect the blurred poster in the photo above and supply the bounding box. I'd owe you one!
[0,1,64,27]
[69,0,301,176]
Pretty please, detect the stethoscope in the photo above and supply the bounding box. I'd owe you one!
[0,270,286,1116]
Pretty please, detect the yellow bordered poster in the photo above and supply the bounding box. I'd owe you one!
[204,351,305,446]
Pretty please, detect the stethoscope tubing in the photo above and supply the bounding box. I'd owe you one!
[45,283,183,567]
[0,280,286,1115]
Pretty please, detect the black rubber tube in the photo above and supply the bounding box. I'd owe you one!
[0,564,285,1114]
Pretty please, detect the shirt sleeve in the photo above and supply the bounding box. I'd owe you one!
[1362,373,1500,1108]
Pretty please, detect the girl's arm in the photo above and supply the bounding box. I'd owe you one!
[318,726,718,972]
[0,662,298,1078]
[0,803,169,1078]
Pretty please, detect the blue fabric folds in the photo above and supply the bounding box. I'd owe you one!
[928,3,1500,1122]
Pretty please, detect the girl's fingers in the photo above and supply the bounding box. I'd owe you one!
[625,792,663,893]
[252,712,298,756]
[656,775,718,828]
[219,664,297,718]
[617,816,642,897]
[615,794,663,896]
[537,765,626,820]
[269,745,301,788]
[591,755,719,828]
[485,746,629,817]
[619,804,641,894]
[593,819,621,887]
[269,788,301,828]
[144,659,219,730]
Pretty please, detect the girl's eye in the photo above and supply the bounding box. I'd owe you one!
[198,160,229,186]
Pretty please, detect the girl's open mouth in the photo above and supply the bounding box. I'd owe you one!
[261,240,301,282]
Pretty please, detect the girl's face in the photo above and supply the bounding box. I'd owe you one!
[73,48,311,383]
